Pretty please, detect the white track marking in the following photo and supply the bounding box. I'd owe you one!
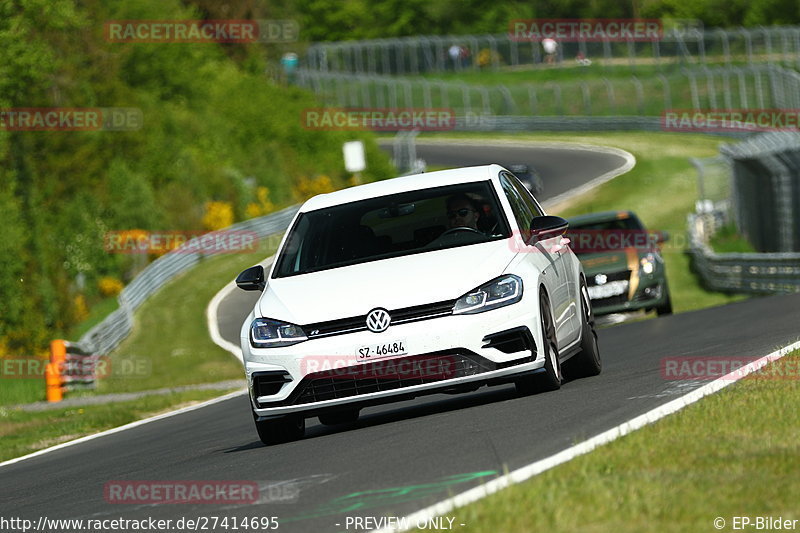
[373,339,800,533]
[0,257,277,469]
[0,390,246,469]
[206,257,275,364]
[207,278,245,363]
[0,142,637,470]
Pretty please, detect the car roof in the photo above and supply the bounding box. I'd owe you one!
[299,164,505,212]
[567,210,638,225]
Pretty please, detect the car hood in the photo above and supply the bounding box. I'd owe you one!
[258,240,515,324]
[577,249,640,276]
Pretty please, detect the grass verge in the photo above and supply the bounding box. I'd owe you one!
[710,223,758,253]
[0,236,279,458]
[0,389,241,463]
[456,349,800,532]
[349,61,771,117]
[98,236,279,394]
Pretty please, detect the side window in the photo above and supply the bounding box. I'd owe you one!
[500,172,533,232]
[508,173,545,218]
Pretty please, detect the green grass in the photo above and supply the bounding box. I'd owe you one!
[0,130,751,459]
[328,60,777,117]
[0,297,121,407]
[0,379,47,408]
[99,237,281,394]
[456,349,800,532]
[0,236,279,406]
[68,296,119,340]
[419,131,747,313]
[422,59,758,85]
[0,236,278,459]
[710,223,758,253]
[0,389,240,463]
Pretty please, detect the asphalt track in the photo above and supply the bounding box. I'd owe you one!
[394,139,628,200]
[2,142,797,533]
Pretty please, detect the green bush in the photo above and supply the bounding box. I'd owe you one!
[0,0,393,354]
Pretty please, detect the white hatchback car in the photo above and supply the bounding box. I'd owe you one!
[236,165,601,444]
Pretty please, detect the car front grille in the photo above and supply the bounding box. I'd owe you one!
[586,269,632,286]
[587,269,632,308]
[256,350,534,407]
[302,299,457,339]
[590,293,630,307]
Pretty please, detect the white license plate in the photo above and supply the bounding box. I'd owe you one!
[588,280,629,300]
[356,339,407,361]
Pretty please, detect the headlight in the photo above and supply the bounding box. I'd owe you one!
[453,275,523,315]
[250,318,307,348]
[640,253,657,275]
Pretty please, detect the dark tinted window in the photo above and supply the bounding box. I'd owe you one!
[499,172,534,231]
[273,181,510,278]
[507,172,545,218]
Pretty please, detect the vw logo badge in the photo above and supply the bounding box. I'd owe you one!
[594,273,608,286]
[366,308,391,333]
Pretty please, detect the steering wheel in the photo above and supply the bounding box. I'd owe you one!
[441,226,482,237]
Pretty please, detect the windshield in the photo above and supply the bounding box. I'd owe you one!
[273,181,510,278]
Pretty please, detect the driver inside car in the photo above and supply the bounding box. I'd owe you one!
[445,193,482,230]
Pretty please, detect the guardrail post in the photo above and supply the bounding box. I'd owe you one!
[46,339,66,402]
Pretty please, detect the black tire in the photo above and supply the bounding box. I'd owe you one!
[318,409,359,426]
[656,284,673,316]
[564,278,602,379]
[516,290,562,395]
[253,412,305,445]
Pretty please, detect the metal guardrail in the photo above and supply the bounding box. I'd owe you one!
[687,131,800,293]
[687,213,800,293]
[306,27,800,75]
[721,132,800,253]
[74,205,300,357]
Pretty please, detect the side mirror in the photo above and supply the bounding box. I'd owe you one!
[529,215,569,243]
[236,265,266,291]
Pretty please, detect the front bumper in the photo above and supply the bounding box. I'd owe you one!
[243,301,543,417]
[590,277,668,315]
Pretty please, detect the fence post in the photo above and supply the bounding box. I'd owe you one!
[703,67,718,108]
[580,82,591,115]
[603,78,617,114]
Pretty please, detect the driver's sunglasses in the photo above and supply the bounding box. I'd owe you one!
[447,208,475,218]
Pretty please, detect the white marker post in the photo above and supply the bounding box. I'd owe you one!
[343,140,366,184]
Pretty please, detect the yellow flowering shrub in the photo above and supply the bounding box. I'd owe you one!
[294,174,335,201]
[202,201,234,231]
[98,276,124,297]
[245,187,275,218]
